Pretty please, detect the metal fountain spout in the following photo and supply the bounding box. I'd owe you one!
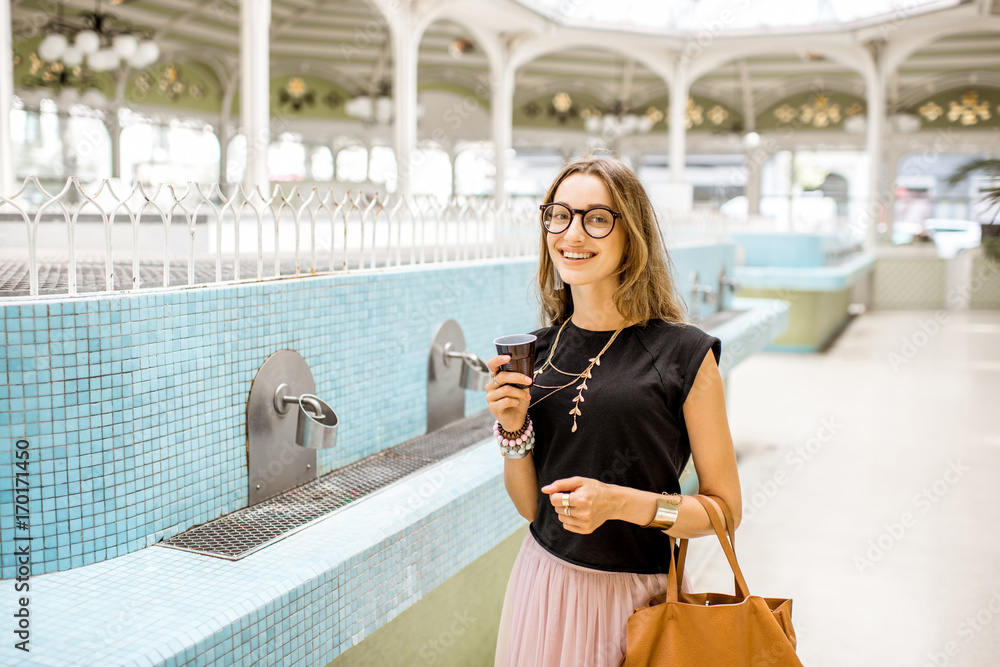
[689,270,718,321]
[428,319,493,433]
[718,266,741,307]
[443,343,492,391]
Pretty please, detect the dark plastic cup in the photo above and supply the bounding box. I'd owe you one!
[494,334,537,389]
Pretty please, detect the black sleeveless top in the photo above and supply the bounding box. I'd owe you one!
[527,317,722,574]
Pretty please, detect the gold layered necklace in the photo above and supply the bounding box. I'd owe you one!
[530,315,628,433]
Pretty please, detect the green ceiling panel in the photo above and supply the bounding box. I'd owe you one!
[513,91,605,130]
[229,75,353,120]
[417,82,491,111]
[907,88,1000,129]
[679,94,742,132]
[510,92,740,133]
[756,90,867,131]
[123,62,223,114]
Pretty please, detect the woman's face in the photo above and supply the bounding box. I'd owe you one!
[546,173,627,293]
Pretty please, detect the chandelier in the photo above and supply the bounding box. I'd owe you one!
[345,79,394,125]
[36,0,160,72]
[583,101,662,138]
[19,51,106,108]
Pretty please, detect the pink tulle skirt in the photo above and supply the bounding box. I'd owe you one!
[495,531,691,667]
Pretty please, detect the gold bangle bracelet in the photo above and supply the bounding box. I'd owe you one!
[645,493,683,530]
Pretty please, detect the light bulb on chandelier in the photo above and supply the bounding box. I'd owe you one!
[32,1,161,73]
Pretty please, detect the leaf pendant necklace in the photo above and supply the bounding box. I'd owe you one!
[531,316,627,433]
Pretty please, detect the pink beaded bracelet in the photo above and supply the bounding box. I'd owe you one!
[494,415,535,459]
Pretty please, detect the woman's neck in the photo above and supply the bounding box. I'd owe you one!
[568,283,628,331]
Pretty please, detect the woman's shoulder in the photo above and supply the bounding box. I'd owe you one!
[633,317,703,342]
[633,319,723,403]
[528,322,558,356]
[528,323,558,343]
[529,323,555,337]
[633,318,721,362]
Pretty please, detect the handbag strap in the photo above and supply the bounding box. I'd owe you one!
[695,494,751,600]
[715,496,737,549]
[675,536,689,585]
[667,495,750,602]
[674,494,736,585]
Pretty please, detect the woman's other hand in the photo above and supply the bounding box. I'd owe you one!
[485,354,533,433]
[541,477,621,534]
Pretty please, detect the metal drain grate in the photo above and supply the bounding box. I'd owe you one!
[158,411,494,560]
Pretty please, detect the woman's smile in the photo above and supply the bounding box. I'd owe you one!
[558,247,597,262]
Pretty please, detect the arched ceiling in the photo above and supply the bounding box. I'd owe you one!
[895,31,1000,107]
[8,0,1000,138]
[515,48,666,108]
[520,0,969,34]
[11,0,493,96]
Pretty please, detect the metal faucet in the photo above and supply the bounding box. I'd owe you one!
[689,271,718,321]
[443,343,492,391]
[718,266,741,307]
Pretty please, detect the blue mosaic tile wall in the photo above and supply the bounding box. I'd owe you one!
[0,259,540,578]
[17,442,522,667]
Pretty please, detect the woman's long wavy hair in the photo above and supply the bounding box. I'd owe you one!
[537,154,688,327]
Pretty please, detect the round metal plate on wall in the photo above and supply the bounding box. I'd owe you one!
[246,350,318,506]
[427,319,468,434]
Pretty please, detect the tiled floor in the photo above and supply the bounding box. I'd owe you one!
[688,308,1000,666]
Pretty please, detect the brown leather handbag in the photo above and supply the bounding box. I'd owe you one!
[621,494,802,666]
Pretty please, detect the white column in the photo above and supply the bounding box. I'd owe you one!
[864,68,886,253]
[788,150,796,230]
[392,19,417,199]
[884,144,898,232]
[216,120,231,184]
[240,0,271,194]
[745,148,763,217]
[491,59,514,204]
[665,65,692,212]
[669,70,687,184]
[449,145,460,196]
[0,0,15,194]
[107,111,122,180]
[219,79,237,185]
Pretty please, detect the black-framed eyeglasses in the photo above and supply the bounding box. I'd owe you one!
[539,202,620,239]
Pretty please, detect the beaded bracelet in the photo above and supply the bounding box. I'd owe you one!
[496,416,530,440]
[494,415,535,459]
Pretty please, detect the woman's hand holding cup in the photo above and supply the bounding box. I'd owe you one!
[485,354,533,433]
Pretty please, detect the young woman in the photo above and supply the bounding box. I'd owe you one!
[486,155,742,666]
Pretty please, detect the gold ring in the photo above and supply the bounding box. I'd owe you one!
[561,493,570,507]
[564,506,571,517]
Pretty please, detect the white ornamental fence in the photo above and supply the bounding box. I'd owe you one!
[0,177,542,298]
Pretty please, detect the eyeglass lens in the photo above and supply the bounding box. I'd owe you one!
[541,204,615,238]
